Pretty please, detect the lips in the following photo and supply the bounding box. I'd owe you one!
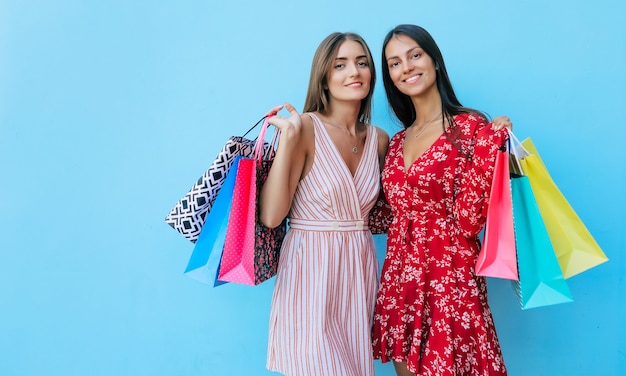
[404,74,421,84]
[345,82,363,88]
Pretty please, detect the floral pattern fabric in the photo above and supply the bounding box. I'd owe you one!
[254,158,286,284]
[372,113,508,376]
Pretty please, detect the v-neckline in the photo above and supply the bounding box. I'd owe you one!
[401,129,446,174]
[311,113,368,179]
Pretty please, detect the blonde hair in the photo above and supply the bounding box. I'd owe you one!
[302,32,376,124]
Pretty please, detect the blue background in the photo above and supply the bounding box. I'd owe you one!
[1,1,624,375]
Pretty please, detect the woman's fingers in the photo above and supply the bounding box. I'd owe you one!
[492,115,513,131]
[283,102,299,117]
[265,102,302,131]
[267,115,289,129]
[265,105,284,117]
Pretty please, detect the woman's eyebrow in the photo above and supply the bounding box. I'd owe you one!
[386,47,421,61]
[335,55,368,61]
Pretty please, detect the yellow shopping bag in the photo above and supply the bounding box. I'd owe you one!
[512,136,608,279]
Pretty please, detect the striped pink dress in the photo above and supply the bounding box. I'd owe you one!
[266,113,380,376]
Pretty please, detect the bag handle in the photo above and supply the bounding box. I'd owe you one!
[508,130,529,176]
[242,116,267,138]
[254,115,280,161]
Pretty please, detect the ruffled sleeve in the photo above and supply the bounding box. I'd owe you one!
[453,115,509,238]
[368,186,393,234]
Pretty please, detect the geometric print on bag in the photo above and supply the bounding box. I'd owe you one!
[165,136,275,243]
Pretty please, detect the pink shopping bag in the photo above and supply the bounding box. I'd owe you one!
[476,139,518,280]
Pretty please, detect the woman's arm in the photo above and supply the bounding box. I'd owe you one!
[453,117,509,238]
[367,125,392,235]
[260,103,311,228]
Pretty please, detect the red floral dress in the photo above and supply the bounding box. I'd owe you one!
[372,113,508,375]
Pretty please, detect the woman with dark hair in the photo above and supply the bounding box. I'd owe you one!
[261,32,389,376]
[372,24,510,376]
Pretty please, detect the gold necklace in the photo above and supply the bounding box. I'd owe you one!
[324,119,361,154]
[412,112,442,138]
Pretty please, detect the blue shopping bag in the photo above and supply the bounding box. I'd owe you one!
[510,174,573,309]
[184,156,241,286]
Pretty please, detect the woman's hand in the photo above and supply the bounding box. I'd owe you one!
[491,115,513,131]
[266,102,303,137]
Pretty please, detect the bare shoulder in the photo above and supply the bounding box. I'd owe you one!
[370,124,390,152]
[369,124,390,168]
[301,112,315,126]
[371,125,390,144]
[299,112,316,149]
[301,112,316,135]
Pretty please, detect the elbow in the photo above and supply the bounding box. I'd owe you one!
[260,213,285,229]
[260,188,291,229]
[260,205,286,229]
[454,213,483,239]
[458,219,484,239]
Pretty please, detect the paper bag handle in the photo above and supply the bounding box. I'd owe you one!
[253,116,280,162]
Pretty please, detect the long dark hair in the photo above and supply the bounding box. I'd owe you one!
[303,32,376,124]
[381,24,487,133]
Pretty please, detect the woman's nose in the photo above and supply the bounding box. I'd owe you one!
[402,60,415,74]
[348,62,359,76]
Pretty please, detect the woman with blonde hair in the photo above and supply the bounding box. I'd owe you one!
[261,32,389,376]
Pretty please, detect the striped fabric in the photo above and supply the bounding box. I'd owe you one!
[266,114,380,376]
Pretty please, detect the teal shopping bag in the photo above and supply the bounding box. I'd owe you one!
[510,174,573,309]
[184,156,241,286]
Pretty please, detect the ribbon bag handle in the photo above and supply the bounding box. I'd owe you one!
[253,116,280,162]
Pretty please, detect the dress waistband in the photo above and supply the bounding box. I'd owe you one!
[288,218,369,232]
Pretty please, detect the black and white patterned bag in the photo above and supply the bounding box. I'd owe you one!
[165,117,274,243]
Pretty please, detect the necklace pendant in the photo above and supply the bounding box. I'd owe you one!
[351,146,358,154]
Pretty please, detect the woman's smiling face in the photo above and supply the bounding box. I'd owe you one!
[325,40,372,103]
[384,34,437,98]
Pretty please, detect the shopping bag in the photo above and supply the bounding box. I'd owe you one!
[183,156,242,286]
[476,141,518,280]
[512,135,608,279]
[509,148,573,309]
[164,117,274,243]
[218,117,286,285]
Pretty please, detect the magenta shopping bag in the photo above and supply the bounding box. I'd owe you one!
[476,141,518,280]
